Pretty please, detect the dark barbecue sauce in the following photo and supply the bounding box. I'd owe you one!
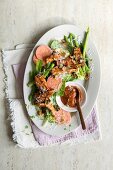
[61,86,82,108]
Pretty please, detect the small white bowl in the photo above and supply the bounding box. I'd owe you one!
[56,82,87,112]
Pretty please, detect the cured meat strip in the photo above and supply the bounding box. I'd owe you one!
[47,76,61,90]
[33,45,52,64]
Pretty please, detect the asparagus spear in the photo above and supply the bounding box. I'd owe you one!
[83,27,90,58]
[64,35,70,43]
[36,59,43,73]
[43,63,55,78]
[69,33,79,47]
[27,81,34,87]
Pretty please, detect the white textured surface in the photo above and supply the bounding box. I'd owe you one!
[0,0,113,170]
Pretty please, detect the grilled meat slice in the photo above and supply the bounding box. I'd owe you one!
[74,47,82,60]
[67,68,78,73]
[74,47,86,67]
[76,62,85,68]
[34,90,54,104]
[35,75,48,91]
[39,102,71,124]
[51,66,78,75]
[45,53,62,64]
[51,66,64,75]
[38,102,56,113]
[62,57,76,68]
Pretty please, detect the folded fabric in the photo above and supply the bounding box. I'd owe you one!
[2,44,101,148]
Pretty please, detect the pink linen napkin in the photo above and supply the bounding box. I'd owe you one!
[12,63,99,146]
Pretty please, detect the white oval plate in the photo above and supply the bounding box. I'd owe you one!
[23,24,101,136]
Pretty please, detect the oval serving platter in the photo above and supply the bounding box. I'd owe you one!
[23,24,101,136]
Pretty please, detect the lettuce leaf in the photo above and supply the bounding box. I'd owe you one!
[50,40,61,49]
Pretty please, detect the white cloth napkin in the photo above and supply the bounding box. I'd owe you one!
[2,44,101,148]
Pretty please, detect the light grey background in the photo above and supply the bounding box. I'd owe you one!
[0,0,113,170]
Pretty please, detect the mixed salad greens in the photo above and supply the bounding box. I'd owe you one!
[27,27,91,125]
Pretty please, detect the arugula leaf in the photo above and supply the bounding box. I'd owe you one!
[28,84,37,103]
[27,81,34,87]
[63,74,74,81]
[50,93,57,106]
[57,80,66,96]
[50,93,60,110]
[27,71,35,87]
[42,109,55,126]
[25,125,28,129]
[76,64,91,80]
[27,60,42,88]
[57,74,75,96]
[84,64,91,73]
[76,67,85,80]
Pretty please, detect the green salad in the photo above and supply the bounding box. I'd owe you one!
[27,27,91,125]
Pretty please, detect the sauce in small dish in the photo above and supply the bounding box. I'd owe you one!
[56,82,87,112]
[61,86,83,108]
